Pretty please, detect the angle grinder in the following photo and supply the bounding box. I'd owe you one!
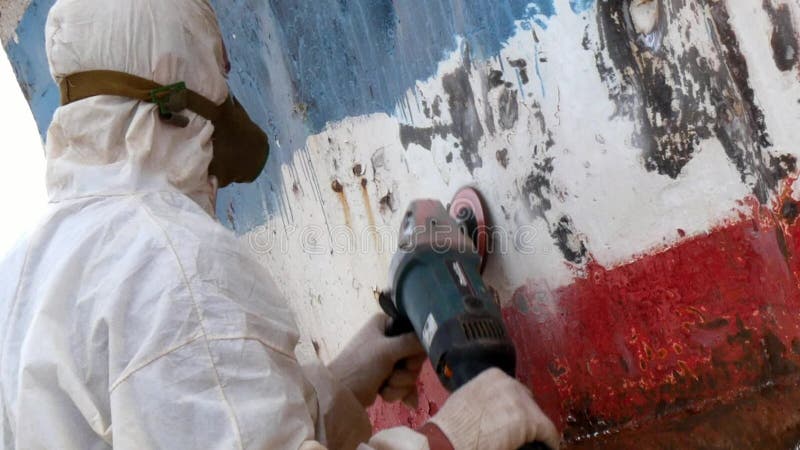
[380,187,552,450]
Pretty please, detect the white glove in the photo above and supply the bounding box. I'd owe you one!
[328,314,426,407]
[430,368,561,450]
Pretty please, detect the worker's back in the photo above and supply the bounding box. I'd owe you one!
[0,1,327,446]
[0,180,320,449]
[0,1,319,444]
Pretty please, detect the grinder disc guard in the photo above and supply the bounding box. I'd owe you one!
[449,187,490,273]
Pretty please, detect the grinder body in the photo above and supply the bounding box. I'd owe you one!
[381,199,516,392]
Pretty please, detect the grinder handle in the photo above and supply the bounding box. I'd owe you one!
[379,291,414,337]
[378,293,419,397]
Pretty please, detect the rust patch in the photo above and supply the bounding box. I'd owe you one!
[643,341,655,360]
[764,331,799,377]
[776,226,790,260]
[569,376,800,449]
[782,200,799,223]
[332,179,352,228]
[360,179,375,228]
[337,193,352,228]
[548,360,568,378]
[360,179,379,247]
[698,318,729,331]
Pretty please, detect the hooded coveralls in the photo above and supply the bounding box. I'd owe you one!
[0,0,429,448]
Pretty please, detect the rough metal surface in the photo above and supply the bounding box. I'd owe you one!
[0,0,30,45]
[5,0,800,446]
[571,376,800,449]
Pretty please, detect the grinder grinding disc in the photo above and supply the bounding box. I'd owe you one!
[449,187,490,273]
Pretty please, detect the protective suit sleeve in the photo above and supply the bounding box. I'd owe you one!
[297,350,373,450]
[109,337,318,450]
[296,344,430,450]
[327,314,425,408]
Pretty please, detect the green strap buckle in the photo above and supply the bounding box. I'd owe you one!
[150,82,189,128]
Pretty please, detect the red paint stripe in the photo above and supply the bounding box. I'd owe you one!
[371,196,800,441]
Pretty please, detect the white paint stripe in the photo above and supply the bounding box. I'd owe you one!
[243,3,797,352]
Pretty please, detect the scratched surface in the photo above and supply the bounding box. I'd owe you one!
[4,0,800,447]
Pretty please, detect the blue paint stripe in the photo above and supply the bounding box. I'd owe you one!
[211,0,560,233]
[7,0,562,234]
[212,0,556,134]
[4,0,58,140]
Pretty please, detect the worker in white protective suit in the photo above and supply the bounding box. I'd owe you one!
[0,0,561,449]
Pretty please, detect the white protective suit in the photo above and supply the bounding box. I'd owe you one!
[0,0,429,449]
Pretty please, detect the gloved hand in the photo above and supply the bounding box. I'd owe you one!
[328,314,426,407]
[429,368,561,450]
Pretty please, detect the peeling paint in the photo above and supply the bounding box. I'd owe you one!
[508,58,530,85]
[247,0,556,134]
[763,0,799,72]
[496,148,510,169]
[592,0,795,204]
[551,215,588,265]
[521,157,555,219]
[441,46,485,173]
[497,88,519,130]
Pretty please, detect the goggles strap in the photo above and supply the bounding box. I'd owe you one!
[59,70,222,128]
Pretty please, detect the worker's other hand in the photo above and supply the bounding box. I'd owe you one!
[328,314,425,408]
[429,368,561,450]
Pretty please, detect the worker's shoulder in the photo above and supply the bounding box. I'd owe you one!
[135,191,258,272]
[135,191,298,342]
[80,192,299,369]
[26,191,267,302]
[2,194,297,393]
